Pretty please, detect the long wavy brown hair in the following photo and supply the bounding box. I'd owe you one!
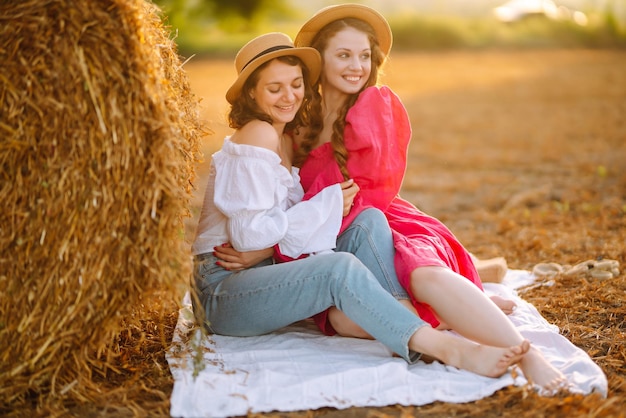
[294,18,387,179]
[228,55,318,139]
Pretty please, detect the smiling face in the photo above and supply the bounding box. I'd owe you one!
[321,26,372,98]
[249,58,305,127]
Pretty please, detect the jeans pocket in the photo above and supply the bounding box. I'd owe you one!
[194,254,226,295]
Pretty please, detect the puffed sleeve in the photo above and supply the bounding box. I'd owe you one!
[279,182,343,257]
[213,148,342,258]
[344,86,411,211]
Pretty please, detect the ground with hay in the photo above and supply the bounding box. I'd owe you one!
[3,25,625,418]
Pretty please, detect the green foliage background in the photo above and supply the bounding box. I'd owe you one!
[151,0,626,56]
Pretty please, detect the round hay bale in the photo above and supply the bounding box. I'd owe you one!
[0,0,204,411]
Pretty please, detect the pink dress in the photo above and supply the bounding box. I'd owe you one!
[299,86,483,334]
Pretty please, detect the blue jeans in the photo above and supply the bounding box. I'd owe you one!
[335,208,410,301]
[192,208,425,362]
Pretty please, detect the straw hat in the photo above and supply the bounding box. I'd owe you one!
[225,32,321,104]
[294,3,392,56]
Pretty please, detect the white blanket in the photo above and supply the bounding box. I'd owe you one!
[167,270,607,418]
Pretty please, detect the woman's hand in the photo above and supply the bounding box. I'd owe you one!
[340,179,359,216]
[214,243,274,271]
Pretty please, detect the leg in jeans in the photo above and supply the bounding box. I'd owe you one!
[331,208,417,337]
[335,208,408,299]
[194,251,532,377]
[193,251,425,362]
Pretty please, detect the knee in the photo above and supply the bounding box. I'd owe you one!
[330,252,365,276]
[350,208,391,242]
[410,266,448,290]
[326,252,375,287]
[353,208,387,229]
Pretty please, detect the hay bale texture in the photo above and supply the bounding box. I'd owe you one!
[0,0,203,411]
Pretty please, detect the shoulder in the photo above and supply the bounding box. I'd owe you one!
[231,120,280,153]
[348,86,408,121]
[357,86,402,107]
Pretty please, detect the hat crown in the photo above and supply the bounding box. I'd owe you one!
[294,3,392,56]
[234,32,296,75]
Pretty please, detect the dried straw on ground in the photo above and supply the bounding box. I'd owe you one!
[0,0,204,414]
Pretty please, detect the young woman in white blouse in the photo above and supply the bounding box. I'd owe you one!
[191,32,530,376]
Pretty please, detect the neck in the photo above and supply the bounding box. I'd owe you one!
[273,122,287,138]
[321,86,348,123]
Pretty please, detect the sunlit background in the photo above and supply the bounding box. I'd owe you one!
[157,1,626,246]
[152,0,626,55]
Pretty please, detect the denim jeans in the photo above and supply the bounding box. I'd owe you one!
[335,208,410,301]
[193,208,425,362]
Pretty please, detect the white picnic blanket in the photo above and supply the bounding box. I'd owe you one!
[167,270,608,418]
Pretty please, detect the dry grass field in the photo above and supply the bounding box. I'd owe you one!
[47,48,624,417]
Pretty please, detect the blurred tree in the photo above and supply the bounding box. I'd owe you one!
[154,0,292,32]
[212,0,267,20]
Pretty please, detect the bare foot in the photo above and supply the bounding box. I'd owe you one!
[447,339,530,378]
[472,255,508,283]
[519,345,568,394]
[490,294,517,315]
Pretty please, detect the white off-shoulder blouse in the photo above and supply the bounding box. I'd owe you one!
[192,138,343,259]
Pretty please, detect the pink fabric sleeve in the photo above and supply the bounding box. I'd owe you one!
[343,86,411,211]
[302,86,411,208]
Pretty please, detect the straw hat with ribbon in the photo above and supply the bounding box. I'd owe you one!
[225,32,321,104]
[294,3,392,55]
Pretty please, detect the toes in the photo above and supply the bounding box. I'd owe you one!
[512,340,530,356]
[535,376,569,396]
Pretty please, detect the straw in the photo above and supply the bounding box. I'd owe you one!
[0,0,206,412]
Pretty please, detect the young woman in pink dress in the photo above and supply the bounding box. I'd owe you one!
[292,3,566,392]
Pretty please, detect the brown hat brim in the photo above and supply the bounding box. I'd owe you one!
[294,3,392,55]
[225,46,320,104]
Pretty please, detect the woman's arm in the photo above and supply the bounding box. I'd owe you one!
[213,134,344,258]
[217,178,358,266]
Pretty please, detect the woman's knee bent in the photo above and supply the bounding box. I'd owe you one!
[351,208,388,233]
